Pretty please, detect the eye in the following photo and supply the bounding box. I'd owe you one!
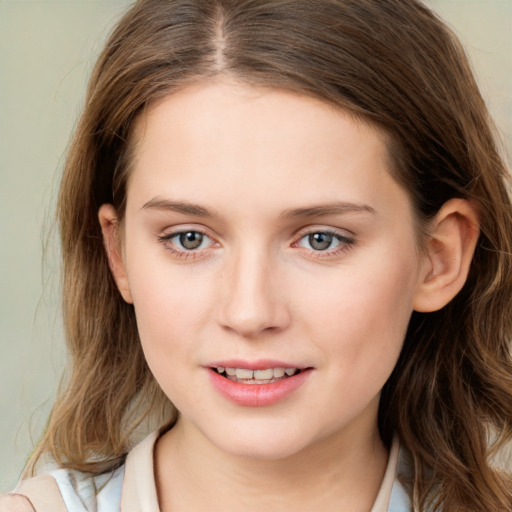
[174,231,208,250]
[296,230,354,253]
[159,230,215,252]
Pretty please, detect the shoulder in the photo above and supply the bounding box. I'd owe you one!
[0,493,36,512]
[0,474,59,511]
[0,465,125,512]
[0,429,162,512]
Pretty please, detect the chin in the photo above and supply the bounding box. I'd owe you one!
[219,438,307,460]
[203,420,317,461]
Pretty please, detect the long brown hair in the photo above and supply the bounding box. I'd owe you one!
[32,1,512,509]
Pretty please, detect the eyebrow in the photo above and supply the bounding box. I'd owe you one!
[141,198,216,217]
[280,202,376,219]
[140,198,376,219]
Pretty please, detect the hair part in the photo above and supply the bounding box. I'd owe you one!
[31,1,512,510]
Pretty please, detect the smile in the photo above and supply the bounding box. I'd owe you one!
[208,364,312,407]
[214,367,300,384]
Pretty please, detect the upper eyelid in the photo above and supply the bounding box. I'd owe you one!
[293,225,355,239]
[159,225,216,239]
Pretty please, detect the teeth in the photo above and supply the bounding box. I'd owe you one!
[235,368,254,379]
[254,369,274,380]
[273,368,285,378]
[217,367,300,380]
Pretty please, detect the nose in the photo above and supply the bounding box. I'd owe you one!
[217,245,291,338]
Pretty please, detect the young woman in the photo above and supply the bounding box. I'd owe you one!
[2,0,511,510]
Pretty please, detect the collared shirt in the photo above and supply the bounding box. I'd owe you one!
[41,430,411,511]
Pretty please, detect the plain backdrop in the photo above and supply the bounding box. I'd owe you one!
[1,0,511,492]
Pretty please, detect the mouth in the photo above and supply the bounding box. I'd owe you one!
[207,362,313,406]
[212,366,302,384]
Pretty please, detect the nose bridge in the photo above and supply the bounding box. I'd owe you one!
[219,241,289,337]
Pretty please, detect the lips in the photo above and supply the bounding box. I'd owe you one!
[207,360,312,406]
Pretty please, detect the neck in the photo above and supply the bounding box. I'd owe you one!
[155,410,388,512]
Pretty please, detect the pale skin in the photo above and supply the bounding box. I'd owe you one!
[97,80,479,511]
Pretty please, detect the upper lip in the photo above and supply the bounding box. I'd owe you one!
[206,359,310,370]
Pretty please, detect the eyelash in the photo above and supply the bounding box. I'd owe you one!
[293,229,355,258]
[157,230,217,260]
[157,228,355,260]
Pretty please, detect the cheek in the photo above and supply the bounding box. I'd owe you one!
[124,252,214,364]
[302,248,418,371]
[298,255,418,429]
[128,271,212,405]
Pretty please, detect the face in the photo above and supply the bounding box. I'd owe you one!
[111,80,428,460]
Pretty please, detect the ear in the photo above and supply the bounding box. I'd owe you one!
[413,198,480,312]
[98,204,133,304]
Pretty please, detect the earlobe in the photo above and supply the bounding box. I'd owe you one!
[413,198,480,313]
[98,204,133,304]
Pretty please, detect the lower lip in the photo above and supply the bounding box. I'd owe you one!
[207,369,312,407]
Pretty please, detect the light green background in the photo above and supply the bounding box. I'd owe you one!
[1,0,511,492]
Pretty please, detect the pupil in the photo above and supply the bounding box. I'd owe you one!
[180,232,203,250]
[309,232,332,251]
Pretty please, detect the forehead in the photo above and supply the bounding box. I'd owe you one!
[126,80,410,221]
[134,80,382,152]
